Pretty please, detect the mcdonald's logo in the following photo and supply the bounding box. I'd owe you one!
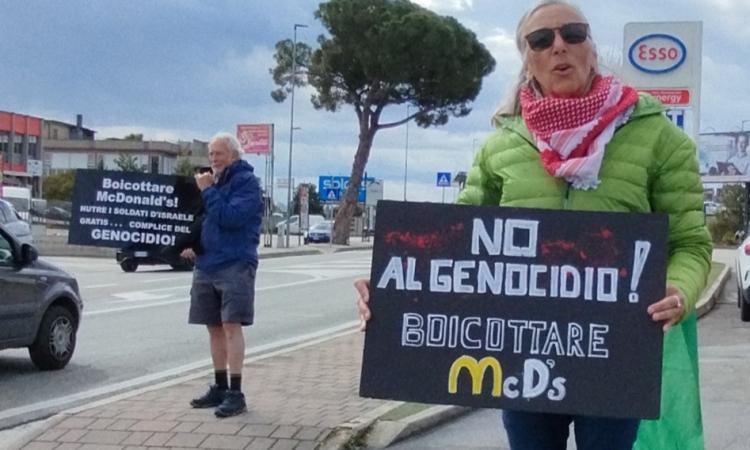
[448,355,502,397]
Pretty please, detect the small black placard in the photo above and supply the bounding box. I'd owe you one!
[360,201,668,419]
[68,170,202,248]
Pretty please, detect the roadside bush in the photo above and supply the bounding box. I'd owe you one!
[708,184,745,244]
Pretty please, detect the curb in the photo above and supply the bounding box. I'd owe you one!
[356,404,472,449]
[696,264,731,318]
[2,415,67,450]
[331,260,732,449]
[333,244,374,253]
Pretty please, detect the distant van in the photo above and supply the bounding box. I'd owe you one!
[0,186,32,221]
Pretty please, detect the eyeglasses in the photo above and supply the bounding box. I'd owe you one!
[525,23,589,52]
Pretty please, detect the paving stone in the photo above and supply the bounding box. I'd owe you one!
[77,430,130,445]
[270,425,299,439]
[199,434,252,449]
[129,420,179,432]
[121,431,152,446]
[33,428,68,441]
[193,422,244,435]
[164,432,208,447]
[143,432,174,446]
[246,437,277,450]
[58,429,88,443]
[19,442,58,450]
[57,417,96,429]
[269,439,298,450]
[293,426,325,441]
[238,424,277,437]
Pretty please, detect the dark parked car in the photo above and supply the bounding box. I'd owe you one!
[0,223,83,370]
[116,245,195,272]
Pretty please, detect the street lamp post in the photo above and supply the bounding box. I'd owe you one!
[285,23,307,248]
[403,105,410,201]
[741,120,750,133]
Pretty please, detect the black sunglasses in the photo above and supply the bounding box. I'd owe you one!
[525,22,589,51]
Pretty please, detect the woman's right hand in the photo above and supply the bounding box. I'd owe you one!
[354,278,371,331]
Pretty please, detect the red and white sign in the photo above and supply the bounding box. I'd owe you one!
[622,22,702,143]
[237,124,273,155]
[640,89,690,106]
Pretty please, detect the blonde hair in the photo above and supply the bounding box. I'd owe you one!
[492,0,594,125]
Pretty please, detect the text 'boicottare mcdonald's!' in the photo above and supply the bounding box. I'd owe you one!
[360,201,668,420]
[68,170,202,249]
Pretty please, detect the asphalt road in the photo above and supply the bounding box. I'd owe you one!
[390,250,750,449]
[0,250,372,430]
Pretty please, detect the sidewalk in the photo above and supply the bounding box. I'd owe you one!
[16,331,389,450]
[8,251,733,450]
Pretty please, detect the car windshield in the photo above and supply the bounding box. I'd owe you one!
[312,221,332,231]
[3,197,29,212]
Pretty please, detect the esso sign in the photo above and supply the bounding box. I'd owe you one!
[628,33,686,74]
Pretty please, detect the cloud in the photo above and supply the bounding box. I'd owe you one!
[412,0,473,12]
[482,28,522,77]
[94,125,204,142]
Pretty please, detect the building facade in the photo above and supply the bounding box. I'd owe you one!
[0,111,44,196]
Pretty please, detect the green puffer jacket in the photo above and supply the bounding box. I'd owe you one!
[458,93,711,449]
[459,93,711,316]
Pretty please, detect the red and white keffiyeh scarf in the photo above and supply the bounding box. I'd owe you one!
[520,75,639,189]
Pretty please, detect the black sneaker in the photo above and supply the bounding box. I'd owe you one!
[214,390,247,418]
[190,385,226,408]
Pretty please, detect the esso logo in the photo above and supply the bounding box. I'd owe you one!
[628,34,686,74]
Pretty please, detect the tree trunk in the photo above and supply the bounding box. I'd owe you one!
[332,123,377,245]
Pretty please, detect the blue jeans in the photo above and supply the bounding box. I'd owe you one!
[502,410,639,450]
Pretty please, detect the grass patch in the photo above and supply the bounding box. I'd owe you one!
[379,403,432,421]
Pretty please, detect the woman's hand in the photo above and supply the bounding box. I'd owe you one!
[647,285,685,332]
[354,278,371,331]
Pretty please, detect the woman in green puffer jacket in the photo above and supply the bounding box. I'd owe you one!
[356,1,711,449]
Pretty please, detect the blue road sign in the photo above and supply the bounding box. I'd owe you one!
[319,175,373,203]
[436,172,452,187]
[665,109,685,130]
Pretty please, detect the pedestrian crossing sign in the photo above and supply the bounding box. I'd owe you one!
[436,172,451,187]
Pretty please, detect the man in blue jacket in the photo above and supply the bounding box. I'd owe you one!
[182,132,262,418]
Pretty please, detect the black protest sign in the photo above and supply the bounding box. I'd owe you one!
[69,170,202,249]
[360,201,668,419]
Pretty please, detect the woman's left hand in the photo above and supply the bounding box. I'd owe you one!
[647,285,685,333]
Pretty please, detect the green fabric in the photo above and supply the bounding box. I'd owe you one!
[458,93,711,449]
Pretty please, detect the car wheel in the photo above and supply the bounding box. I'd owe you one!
[120,259,138,272]
[742,291,750,322]
[28,305,77,370]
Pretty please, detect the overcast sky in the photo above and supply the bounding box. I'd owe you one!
[2,0,748,203]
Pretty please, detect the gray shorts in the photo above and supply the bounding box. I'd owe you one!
[188,261,257,326]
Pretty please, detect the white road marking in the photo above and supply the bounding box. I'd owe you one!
[85,273,355,316]
[83,283,118,289]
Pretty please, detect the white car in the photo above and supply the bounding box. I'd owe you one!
[735,236,750,321]
[0,199,33,245]
[703,201,724,216]
[276,214,325,235]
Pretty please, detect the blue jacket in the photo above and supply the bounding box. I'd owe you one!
[196,159,262,272]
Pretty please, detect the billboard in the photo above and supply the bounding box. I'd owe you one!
[319,175,374,203]
[622,22,702,142]
[699,132,750,177]
[237,124,273,155]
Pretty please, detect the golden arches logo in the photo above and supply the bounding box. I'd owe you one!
[448,355,502,397]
